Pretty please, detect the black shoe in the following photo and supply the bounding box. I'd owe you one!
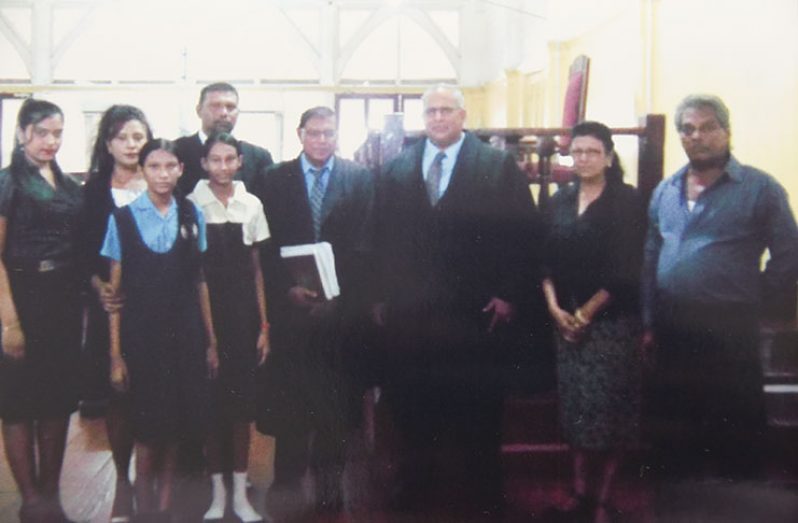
[386,479,429,513]
[110,482,134,523]
[19,503,49,523]
[19,500,77,523]
[78,398,109,419]
[132,512,171,523]
[594,501,623,523]
[538,492,594,522]
[314,470,344,514]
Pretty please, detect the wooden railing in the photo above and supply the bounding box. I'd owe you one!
[356,113,666,205]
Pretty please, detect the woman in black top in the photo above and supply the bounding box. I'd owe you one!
[0,99,82,523]
[541,121,645,523]
[79,104,152,523]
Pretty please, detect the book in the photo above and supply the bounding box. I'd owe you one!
[280,242,340,300]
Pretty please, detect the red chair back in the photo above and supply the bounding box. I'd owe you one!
[559,55,590,153]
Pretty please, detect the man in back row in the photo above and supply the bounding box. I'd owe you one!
[171,82,274,483]
[175,82,273,195]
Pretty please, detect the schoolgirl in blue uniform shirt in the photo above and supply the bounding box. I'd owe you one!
[102,139,218,521]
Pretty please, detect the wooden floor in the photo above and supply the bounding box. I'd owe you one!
[2,406,798,523]
[0,415,276,523]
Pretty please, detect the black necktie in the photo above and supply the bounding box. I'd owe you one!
[426,151,446,206]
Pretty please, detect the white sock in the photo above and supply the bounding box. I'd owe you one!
[233,471,262,522]
[203,473,226,520]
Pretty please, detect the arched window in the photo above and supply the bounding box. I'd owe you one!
[339,10,458,84]
[53,1,319,83]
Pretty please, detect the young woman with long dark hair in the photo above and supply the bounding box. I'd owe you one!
[0,98,83,523]
[79,104,152,523]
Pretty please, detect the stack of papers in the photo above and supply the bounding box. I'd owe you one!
[280,242,340,300]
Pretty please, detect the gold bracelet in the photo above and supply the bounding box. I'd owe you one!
[574,309,590,326]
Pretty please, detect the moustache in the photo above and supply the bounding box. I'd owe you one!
[212,122,235,133]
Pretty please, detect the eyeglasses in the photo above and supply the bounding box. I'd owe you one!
[679,121,722,137]
[570,148,604,158]
[424,107,458,118]
[302,129,337,140]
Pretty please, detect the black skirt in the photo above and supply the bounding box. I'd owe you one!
[0,266,82,421]
[204,222,260,422]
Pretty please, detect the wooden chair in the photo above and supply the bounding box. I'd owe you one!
[361,114,666,206]
[516,54,589,209]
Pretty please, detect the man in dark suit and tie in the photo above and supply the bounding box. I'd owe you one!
[252,106,375,514]
[175,82,273,194]
[372,85,541,516]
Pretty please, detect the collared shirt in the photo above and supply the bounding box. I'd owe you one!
[0,150,82,264]
[188,180,270,245]
[422,132,465,197]
[197,129,209,145]
[300,153,334,201]
[641,155,798,325]
[111,187,145,208]
[101,192,207,261]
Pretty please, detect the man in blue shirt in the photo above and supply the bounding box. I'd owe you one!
[642,94,798,479]
[252,107,375,515]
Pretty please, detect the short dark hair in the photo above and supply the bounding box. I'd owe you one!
[298,106,336,129]
[90,104,153,178]
[203,131,241,157]
[674,94,730,133]
[571,120,624,184]
[198,82,239,106]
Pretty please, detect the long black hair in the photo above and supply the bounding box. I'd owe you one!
[11,98,63,171]
[138,139,202,270]
[571,120,624,185]
[89,104,153,181]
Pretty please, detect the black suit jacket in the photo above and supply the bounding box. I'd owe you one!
[376,132,542,335]
[253,156,375,436]
[174,133,273,195]
[252,155,375,328]
[78,173,116,286]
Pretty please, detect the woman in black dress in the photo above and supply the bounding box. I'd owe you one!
[188,132,270,522]
[541,121,645,523]
[79,105,152,523]
[0,98,82,523]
